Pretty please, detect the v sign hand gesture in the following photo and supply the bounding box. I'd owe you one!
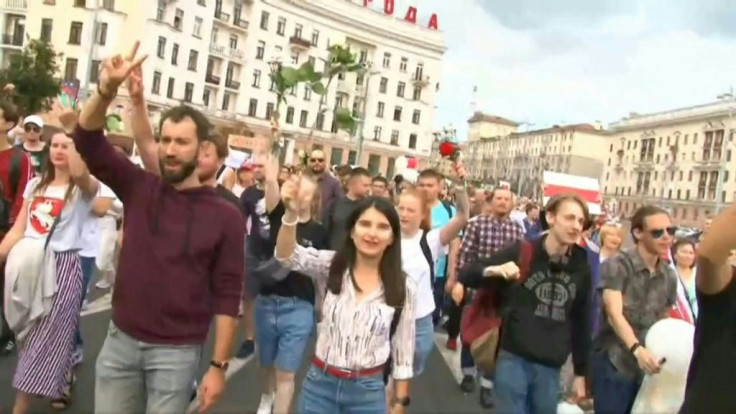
[98,41,148,98]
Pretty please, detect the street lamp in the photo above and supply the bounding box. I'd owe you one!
[715,89,735,214]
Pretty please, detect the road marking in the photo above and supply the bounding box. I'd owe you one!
[186,354,255,413]
[80,292,113,317]
[434,331,463,383]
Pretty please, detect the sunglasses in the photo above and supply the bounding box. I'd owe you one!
[24,125,40,133]
[310,158,324,163]
[649,226,677,239]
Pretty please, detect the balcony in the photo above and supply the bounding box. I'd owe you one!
[2,0,27,11]
[225,79,240,90]
[209,43,245,63]
[205,73,221,85]
[1,33,23,47]
[412,75,429,87]
[288,36,311,51]
[233,18,248,31]
[214,10,230,23]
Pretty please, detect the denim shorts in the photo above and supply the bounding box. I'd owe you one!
[413,314,435,376]
[298,365,386,414]
[254,295,314,372]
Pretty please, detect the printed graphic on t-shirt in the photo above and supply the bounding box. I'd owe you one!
[28,196,64,234]
[254,197,270,239]
[524,270,576,322]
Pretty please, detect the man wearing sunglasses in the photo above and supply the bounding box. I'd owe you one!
[16,115,47,176]
[307,150,343,211]
[593,205,678,414]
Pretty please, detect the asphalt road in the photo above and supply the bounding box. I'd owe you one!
[0,273,489,414]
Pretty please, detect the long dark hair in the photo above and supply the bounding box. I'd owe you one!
[327,196,406,308]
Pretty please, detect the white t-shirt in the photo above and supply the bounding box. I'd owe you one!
[79,182,118,257]
[401,228,445,319]
[23,177,93,252]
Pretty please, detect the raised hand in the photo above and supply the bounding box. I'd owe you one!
[98,41,148,96]
[280,174,301,213]
[127,65,144,105]
[65,139,88,179]
[51,100,79,133]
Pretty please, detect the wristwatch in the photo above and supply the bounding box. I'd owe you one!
[210,360,229,371]
[392,396,411,407]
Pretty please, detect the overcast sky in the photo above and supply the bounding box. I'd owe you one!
[410,0,736,139]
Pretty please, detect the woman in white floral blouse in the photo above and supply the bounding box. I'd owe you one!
[275,174,416,414]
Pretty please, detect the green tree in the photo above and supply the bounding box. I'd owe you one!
[268,44,364,162]
[0,39,62,115]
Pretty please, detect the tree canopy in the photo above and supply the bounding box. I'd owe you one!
[0,39,61,115]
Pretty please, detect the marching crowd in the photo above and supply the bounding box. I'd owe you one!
[0,43,734,414]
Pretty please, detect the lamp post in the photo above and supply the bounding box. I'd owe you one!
[715,88,735,214]
[354,67,381,163]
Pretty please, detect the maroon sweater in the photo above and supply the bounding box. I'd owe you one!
[73,126,245,344]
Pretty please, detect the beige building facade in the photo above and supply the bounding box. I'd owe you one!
[465,112,609,197]
[601,100,736,227]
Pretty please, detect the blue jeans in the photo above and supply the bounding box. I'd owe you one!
[413,314,434,376]
[591,350,642,414]
[75,256,96,348]
[494,350,560,414]
[95,322,202,413]
[254,295,314,373]
[298,365,385,414]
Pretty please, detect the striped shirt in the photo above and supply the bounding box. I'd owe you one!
[281,244,417,380]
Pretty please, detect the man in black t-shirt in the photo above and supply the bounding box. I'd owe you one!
[680,206,736,413]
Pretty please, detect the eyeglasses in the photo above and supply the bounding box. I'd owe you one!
[24,125,40,133]
[310,158,325,163]
[649,226,677,239]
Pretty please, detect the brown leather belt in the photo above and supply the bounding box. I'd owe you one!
[312,357,385,379]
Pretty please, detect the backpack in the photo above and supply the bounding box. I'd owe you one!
[419,231,435,283]
[460,239,535,372]
[0,148,23,231]
[440,200,454,219]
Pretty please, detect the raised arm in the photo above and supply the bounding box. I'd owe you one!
[439,163,469,245]
[697,203,736,294]
[127,65,159,175]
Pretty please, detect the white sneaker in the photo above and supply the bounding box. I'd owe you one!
[256,393,274,414]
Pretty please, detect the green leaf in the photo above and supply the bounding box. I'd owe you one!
[334,107,356,131]
[346,63,364,72]
[311,82,326,95]
[311,71,323,82]
[280,67,299,87]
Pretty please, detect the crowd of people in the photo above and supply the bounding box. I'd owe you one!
[0,43,733,414]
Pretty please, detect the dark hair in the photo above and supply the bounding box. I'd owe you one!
[327,196,406,308]
[372,176,389,186]
[418,168,443,182]
[525,203,539,214]
[349,167,371,180]
[0,101,19,131]
[207,130,228,159]
[630,205,669,243]
[672,238,696,268]
[159,105,212,142]
[337,164,353,175]
[542,193,590,231]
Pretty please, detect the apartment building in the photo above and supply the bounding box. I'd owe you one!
[601,99,736,226]
[465,111,609,197]
[0,0,27,67]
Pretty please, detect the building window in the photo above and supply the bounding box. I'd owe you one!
[412,86,422,101]
[311,30,319,46]
[382,52,391,68]
[40,19,53,42]
[69,22,83,45]
[294,23,303,38]
[348,150,357,165]
[330,148,343,166]
[386,157,395,178]
[356,74,364,86]
[152,71,161,94]
[291,54,298,65]
[102,0,115,10]
[316,112,325,130]
[299,110,308,127]
[412,109,420,124]
[89,60,100,83]
[399,57,407,72]
[187,50,198,71]
[265,103,274,119]
[156,1,164,20]
[396,81,405,98]
[248,99,258,116]
[167,77,175,98]
[64,58,78,81]
[203,89,210,106]
[359,50,368,64]
[376,102,384,118]
[229,35,237,49]
[393,106,402,122]
[277,17,286,36]
[374,126,382,140]
[252,69,261,87]
[157,37,166,58]
[184,82,194,102]
[390,130,399,145]
[260,11,269,30]
[174,8,183,30]
[303,86,312,101]
[285,106,295,124]
[222,93,231,111]
[379,77,388,93]
[256,41,265,59]
[368,155,380,175]
[193,17,203,37]
[408,133,417,149]
[94,22,107,45]
[171,44,179,65]
[414,63,424,80]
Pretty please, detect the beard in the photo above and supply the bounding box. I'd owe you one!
[160,156,198,184]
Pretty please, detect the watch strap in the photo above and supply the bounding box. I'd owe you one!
[210,360,228,370]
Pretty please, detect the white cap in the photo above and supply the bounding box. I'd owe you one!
[23,115,43,129]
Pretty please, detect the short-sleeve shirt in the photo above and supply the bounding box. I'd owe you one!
[430,202,455,279]
[594,247,677,377]
[79,181,117,257]
[401,229,445,319]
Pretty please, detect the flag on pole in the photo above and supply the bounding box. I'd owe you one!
[60,79,80,109]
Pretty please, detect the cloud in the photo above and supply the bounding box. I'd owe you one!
[476,0,634,31]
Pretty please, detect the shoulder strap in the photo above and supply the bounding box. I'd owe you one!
[419,231,435,284]
[9,148,21,199]
[517,239,535,283]
[44,210,62,251]
[441,200,453,218]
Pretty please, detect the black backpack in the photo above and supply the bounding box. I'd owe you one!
[0,148,23,231]
[419,231,436,283]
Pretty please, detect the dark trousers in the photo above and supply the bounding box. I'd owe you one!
[592,350,642,414]
[446,296,463,339]
[432,277,446,324]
